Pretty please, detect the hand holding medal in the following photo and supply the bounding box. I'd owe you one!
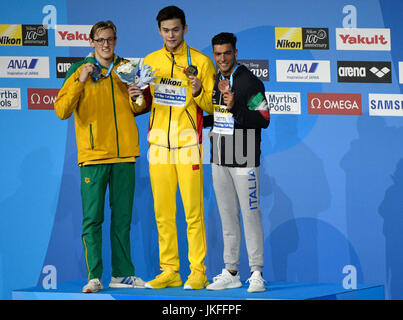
[185,65,202,97]
[218,79,234,110]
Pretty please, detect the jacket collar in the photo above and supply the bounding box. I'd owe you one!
[85,53,121,68]
[162,40,188,56]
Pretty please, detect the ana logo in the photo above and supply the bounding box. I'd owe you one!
[8,58,38,69]
[337,61,392,83]
[369,94,403,116]
[308,93,362,115]
[0,56,49,78]
[276,60,330,82]
[336,28,391,51]
[287,62,318,73]
[55,25,92,47]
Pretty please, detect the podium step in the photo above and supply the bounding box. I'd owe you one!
[12,279,384,300]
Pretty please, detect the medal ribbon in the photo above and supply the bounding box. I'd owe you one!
[220,63,239,91]
[94,56,115,79]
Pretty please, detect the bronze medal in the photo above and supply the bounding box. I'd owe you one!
[185,65,198,78]
[218,79,230,93]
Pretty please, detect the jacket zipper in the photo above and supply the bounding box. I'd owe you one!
[89,123,94,150]
[110,74,120,157]
[185,109,201,158]
[167,53,175,150]
[150,108,156,129]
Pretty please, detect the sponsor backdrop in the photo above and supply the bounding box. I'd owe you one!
[0,0,402,300]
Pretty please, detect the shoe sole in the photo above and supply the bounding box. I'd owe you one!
[82,287,103,293]
[248,288,266,293]
[145,281,183,289]
[109,283,145,289]
[206,283,242,291]
[183,280,209,290]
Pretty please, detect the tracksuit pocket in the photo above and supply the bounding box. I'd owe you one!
[89,124,94,150]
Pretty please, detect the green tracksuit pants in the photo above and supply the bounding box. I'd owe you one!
[80,162,135,280]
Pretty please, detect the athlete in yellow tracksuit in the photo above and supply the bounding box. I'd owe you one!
[143,32,216,289]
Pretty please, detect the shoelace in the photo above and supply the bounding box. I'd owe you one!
[246,275,266,285]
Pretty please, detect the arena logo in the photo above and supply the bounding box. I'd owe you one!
[56,57,84,78]
[276,60,330,82]
[336,28,391,51]
[337,61,392,83]
[238,59,269,81]
[0,88,21,110]
[27,88,60,110]
[265,92,301,114]
[369,94,403,117]
[55,25,92,47]
[0,56,49,78]
[275,27,329,50]
[308,93,362,115]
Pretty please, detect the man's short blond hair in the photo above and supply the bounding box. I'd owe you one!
[90,20,117,40]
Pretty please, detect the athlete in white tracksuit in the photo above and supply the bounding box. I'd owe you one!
[204,32,270,292]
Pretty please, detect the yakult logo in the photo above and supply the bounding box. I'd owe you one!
[336,28,391,51]
[55,25,91,47]
[308,93,362,115]
[28,88,60,110]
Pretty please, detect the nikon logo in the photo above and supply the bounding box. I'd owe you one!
[277,39,301,49]
[0,36,21,45]
[160,78,183,86]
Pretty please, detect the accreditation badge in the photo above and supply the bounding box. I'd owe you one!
[212,104,234,135]
[154,77,188,107]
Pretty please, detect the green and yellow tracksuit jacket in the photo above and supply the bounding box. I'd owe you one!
[54,54,145,166]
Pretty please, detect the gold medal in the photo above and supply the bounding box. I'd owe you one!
[185,65,198,78]
[218,79,230,93]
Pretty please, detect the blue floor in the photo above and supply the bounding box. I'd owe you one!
[12,279,384,300]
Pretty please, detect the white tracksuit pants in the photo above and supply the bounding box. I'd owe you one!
[212,163,264,272]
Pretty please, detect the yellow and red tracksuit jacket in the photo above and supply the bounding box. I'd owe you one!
[143,41,216,149]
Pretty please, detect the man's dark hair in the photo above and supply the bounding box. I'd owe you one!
[212,32,237,50]
[156,6,186,28]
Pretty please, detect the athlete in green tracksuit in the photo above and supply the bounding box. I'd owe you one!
[54,20,147,293]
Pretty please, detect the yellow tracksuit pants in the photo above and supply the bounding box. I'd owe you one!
[149,144,207,274]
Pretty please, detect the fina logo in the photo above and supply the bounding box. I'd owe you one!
[7,58,38,69]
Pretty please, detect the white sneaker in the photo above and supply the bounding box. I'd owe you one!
[246,271,266,292]
[109,276,146,288]
[206,269,242,290]
[82,278,104,293]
